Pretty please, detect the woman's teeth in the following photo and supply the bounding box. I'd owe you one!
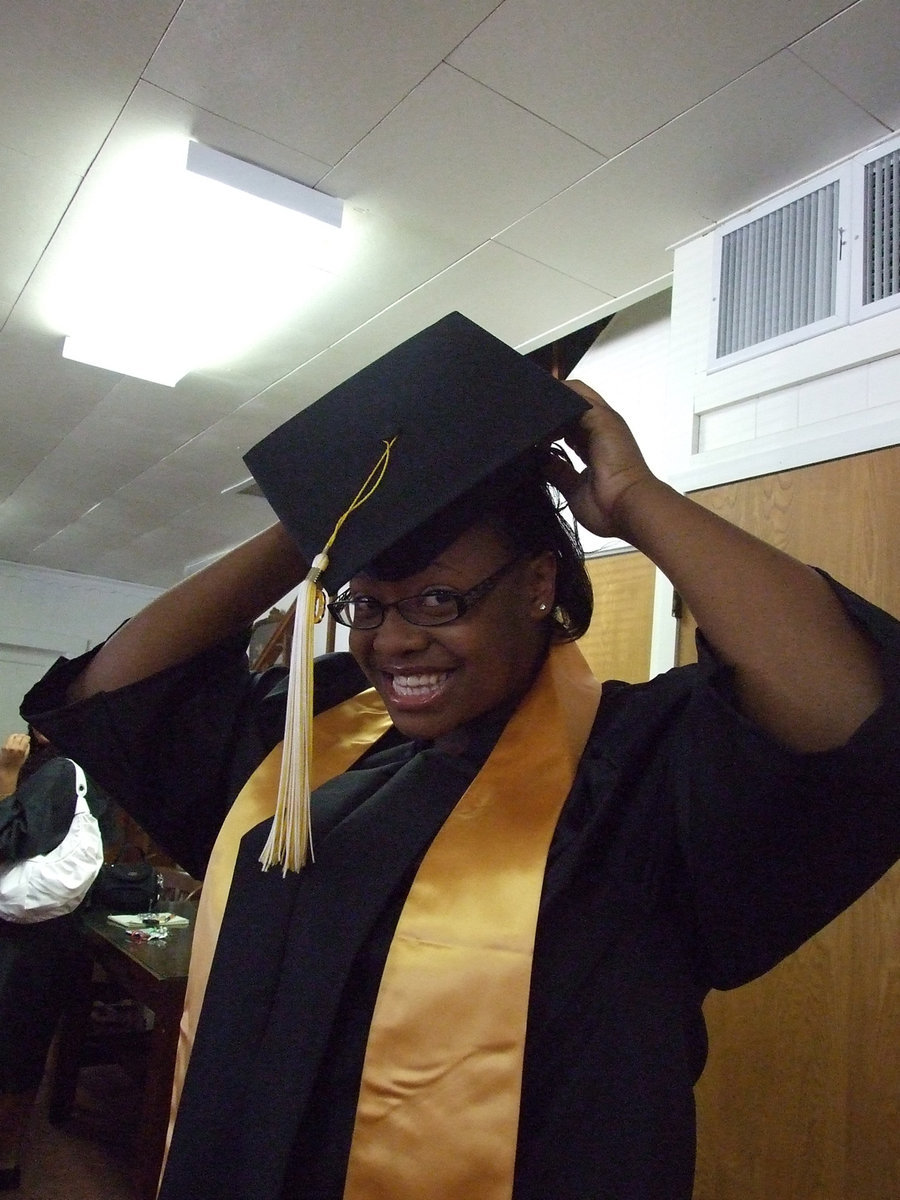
[391,671,449,697]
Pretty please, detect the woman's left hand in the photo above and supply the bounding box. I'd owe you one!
[544,380,661,540]
[543,381,884,754]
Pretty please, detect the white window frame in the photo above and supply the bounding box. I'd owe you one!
[848,138,900,325]
[708,132,900,374]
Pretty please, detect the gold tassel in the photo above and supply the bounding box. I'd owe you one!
[259,437,397,873]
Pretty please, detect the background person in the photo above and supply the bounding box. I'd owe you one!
[0,728,111,1191]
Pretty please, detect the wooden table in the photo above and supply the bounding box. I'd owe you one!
[51,902,196,1200]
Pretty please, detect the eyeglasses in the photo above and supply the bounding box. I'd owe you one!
[328,558,521,630]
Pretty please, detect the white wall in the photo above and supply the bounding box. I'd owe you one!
[572,288,686,497]
[0,559,345,742]
[0,560,162,739]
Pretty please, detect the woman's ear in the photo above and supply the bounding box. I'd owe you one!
[527,550,558,619]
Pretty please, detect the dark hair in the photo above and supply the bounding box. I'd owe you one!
[480,471,593,642]
[17,726,61,786]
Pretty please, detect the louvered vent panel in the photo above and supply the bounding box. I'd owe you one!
[862,148,900,305]
[716,181,839,358]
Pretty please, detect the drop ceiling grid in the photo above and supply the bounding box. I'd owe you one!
[495,49,890,296]
[143,0,504,167]
[446,0,860,157]
[0,0,897,585]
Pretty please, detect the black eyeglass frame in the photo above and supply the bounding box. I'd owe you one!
[327,557,522,630]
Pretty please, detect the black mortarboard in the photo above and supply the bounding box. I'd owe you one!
[243,311,588,595]
[242,311,589,873]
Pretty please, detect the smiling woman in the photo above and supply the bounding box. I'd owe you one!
[334,457,591,747]
[20,313,900,1200]
[346,527,554,744]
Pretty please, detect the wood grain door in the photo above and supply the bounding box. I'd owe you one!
[678,446,900,1200]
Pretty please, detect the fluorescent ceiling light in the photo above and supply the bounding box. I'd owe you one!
[54,139,346,386]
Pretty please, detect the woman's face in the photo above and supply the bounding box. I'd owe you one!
[348,523,557,743]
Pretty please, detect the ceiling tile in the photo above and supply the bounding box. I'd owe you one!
[0,0,181,170]
[0,149,83,321]
[10,80,338,343]
[114,462,218,517]
[75,495,170,541]
[0,329,115,429]
[28,523,132,575]
[0,499,56,561]
[168,495,270,540]
[90,524,210,585]
[792,0,900,130]
[369,241,617,350]
[82,374,251,448]
[0,473,96,541]
[162,432,258,496]
[256,242,614,419]
[182,204,475,396]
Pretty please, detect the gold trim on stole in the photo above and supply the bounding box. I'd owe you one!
[163,689,392,1176]
[342,642,603,1200]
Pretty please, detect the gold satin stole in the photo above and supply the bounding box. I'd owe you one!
[342,640,602,1200]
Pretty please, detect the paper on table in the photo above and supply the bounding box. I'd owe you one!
[107,911,190,928]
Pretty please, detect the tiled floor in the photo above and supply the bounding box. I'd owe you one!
[15,1062,139,1199]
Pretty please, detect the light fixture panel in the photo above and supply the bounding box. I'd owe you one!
[185,142,343,228]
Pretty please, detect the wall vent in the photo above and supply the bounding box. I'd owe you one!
[861,146,900,307]
[715,180,840,360]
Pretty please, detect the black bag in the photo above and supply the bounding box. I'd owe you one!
[91,847,162,912]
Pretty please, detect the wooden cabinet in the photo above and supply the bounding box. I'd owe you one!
[679,446,900,1200]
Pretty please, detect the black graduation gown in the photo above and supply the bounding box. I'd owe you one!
[21,577,900,1199]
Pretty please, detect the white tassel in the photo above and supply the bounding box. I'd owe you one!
[257,437,397,873]
[258,552,328,873]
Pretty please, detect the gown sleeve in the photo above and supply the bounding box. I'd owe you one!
[673,575,900,988]
[20,633,278,877]
[21,637,368,880]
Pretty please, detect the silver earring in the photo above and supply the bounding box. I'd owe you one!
[538,603,548,612]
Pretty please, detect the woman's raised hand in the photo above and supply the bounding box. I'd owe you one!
[544,381,660,541]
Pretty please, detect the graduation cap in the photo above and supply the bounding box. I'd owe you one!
[243,311,589,872]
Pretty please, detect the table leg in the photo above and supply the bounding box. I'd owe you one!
[131,1002,180,1200]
